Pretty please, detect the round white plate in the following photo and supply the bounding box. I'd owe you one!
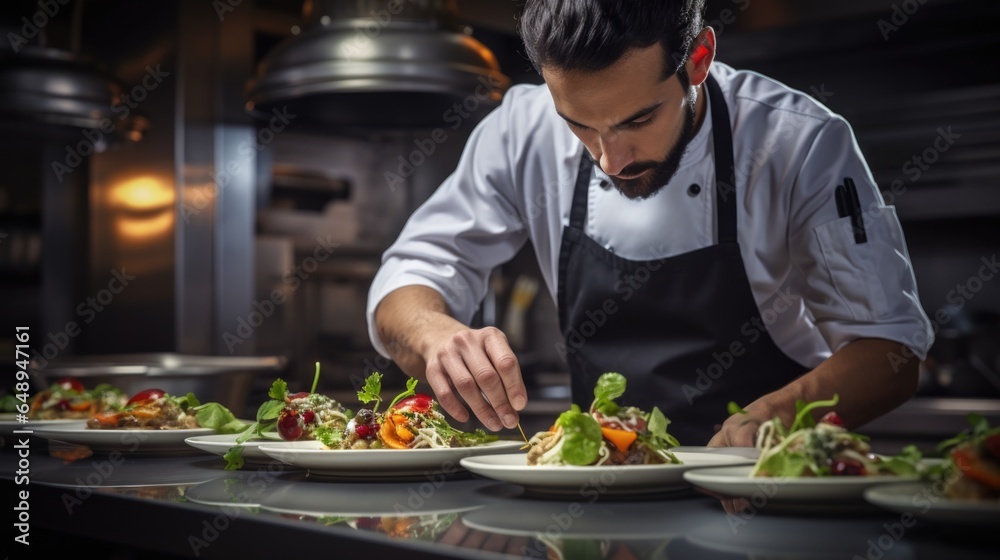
[682,465,918,502]
[458,451,756,496]
[257,439,525,479]
[185,433,309,465]
[864,482,1000,526]
[31,421,214,454]
[1,417,80,435]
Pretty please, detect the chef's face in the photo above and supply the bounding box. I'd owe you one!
[543,43,698,200]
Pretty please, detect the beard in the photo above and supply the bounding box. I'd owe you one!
[609,90,698,200]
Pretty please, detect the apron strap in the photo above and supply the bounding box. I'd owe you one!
[706,74,738,245]
[568,150,593,230]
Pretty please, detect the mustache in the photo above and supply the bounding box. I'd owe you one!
[615,161,659,177]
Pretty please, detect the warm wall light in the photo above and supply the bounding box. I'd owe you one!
[108,176,175,239]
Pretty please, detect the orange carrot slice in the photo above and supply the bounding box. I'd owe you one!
[601,427,637,453]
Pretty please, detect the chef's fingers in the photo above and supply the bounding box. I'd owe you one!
[482,327,528,413]
[441,347,505,431]
[425,357,470,424]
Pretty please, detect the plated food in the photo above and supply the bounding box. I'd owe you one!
[930,413,999,501]
[224,367,497,470]
[28,378,128,420]
[225,362,350,469]
[744,395,922,478]
[333,372,496,451]
[525,372,681,466]
[86,386,245,433]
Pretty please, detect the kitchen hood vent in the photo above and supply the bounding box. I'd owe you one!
[0,7,146,143]
[245,0,511,129]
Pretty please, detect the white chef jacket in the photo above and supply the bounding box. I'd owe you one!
[366,62,934,367]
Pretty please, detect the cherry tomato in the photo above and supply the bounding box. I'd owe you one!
[277,408,304,440]
[820,411,845,427]
[286,391,310,401]
[56,377,85,392]
[127,388,165,406]
[831,459,866,476]
[392,394,433,414]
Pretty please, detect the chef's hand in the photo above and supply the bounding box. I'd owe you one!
[707,412,764,448]
[423,326,527,432]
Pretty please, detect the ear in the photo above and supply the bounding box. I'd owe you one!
[685,27,716,88]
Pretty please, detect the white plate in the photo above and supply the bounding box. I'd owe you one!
[185,433,310,466]
[864,482,1000,526]
[0,417,80,435]
[682,465,918,502]
[258,439,525,479]
[31,421,214,454]
[458,451,756,496]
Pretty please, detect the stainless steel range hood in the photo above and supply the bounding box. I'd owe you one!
[0,12,146,143]
[245,0,510,129]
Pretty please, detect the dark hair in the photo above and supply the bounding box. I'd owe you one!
[518,0,706,80]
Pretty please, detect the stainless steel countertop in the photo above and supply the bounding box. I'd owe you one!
[3,436,995,560]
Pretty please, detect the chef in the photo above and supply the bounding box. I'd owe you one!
[365,0,934,446]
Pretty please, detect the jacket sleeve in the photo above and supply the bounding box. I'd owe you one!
[787,116,935,360]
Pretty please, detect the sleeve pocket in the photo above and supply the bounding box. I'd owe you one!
[813,211,900,322]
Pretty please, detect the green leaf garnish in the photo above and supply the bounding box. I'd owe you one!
[358,372,383,412]
[644,406,681,449]
[558,410,603,465]
[727,401,748,415]
[590,372,625,416]
[268,378,288,401]
[224,446,245,470]
[194,402,247,434]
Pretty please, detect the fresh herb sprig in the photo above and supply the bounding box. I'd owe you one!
[356,372,418,414]
[225,362,322,470]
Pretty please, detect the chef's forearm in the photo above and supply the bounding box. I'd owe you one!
[374,285,467,379]
[745,338,920,429]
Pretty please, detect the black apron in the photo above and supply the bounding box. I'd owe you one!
[556,75,809,445]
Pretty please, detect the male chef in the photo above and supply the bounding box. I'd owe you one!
[365,0,934,446]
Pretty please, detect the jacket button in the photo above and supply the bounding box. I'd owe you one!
[687,183,702,196]
[599,180,609,189]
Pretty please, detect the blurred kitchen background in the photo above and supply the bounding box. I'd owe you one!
[0,0,997,449]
